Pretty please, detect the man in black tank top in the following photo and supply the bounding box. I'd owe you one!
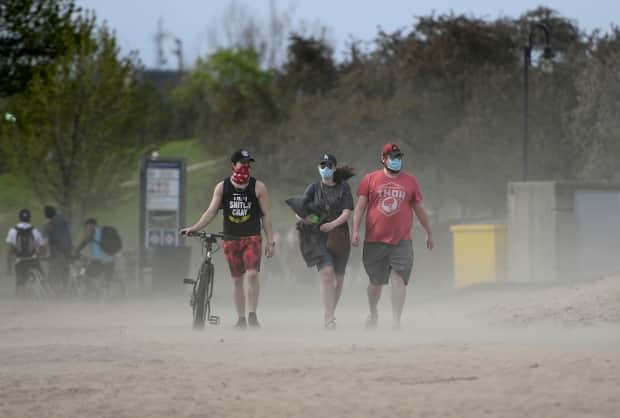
[181,149,276,329]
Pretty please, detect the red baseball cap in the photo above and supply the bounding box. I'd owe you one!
[381,143,404,158]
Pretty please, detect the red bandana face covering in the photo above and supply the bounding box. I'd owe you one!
[231,165,251,184]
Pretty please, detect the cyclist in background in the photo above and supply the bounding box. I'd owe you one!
[74,218,116,285]
[5,209,45,296]
[43,205,72,293]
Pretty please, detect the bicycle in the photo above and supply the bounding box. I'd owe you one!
[65,255,89,299]
[67,254,124,300]
[15,258,55,301]
[183,231,227,330]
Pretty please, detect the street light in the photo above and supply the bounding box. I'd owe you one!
[522,23,553,181]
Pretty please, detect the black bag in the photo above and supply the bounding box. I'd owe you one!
[14,226,36,258]
[99,226,122,255]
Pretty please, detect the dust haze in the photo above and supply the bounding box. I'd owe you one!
[2,260,620,418]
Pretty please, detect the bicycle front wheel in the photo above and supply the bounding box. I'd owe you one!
[193,262,213,330]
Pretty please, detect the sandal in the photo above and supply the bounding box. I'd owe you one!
[324,318,336,330]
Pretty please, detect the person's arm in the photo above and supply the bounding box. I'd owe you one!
[74,224,95,255]
[319,209,351,233]
[6,229,15,276]
[412,201,434,250]
[351,195,368,247]
[181,182,224,234]
[6,244,14,277]
[256,180,275,258]
[39,224,50,257]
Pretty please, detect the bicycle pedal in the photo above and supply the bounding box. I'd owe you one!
[208,315,220,325]
[183,278,195,285]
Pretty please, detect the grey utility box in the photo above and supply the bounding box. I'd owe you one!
[507,181,620,282]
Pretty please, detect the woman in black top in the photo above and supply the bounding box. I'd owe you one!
[300,153,354,329]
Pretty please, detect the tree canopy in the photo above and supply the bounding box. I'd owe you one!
[0,0,79,97]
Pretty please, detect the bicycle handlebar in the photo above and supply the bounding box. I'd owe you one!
[184,231,239,241]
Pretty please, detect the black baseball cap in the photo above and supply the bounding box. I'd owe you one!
[319,153,337,165]
[230,149,255,163]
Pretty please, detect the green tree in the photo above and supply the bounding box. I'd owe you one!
[172,48,279,150]
[0,0,79,97]
[278,34,337,97]
[0,14,148,219]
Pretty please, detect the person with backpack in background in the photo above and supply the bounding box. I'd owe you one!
[74,218,123,295]
[5,209,45,296]
[43,205,73,294]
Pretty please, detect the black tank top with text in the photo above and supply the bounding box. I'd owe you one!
[221,177,263,237]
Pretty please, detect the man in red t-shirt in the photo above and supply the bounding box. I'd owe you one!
[352,142,434,330]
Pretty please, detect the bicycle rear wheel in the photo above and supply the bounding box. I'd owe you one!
[25,268,54,302]
[193,262,213,330]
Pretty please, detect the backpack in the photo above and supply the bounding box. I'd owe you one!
[98,226,122,255]
[14,226,36,258]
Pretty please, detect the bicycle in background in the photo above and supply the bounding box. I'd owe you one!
[15,258,55,302]
[66,254,125,300]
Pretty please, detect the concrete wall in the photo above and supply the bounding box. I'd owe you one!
[507,182,558,282]
[507,181,620,282]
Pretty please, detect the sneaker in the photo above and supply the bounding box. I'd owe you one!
[365,314,378,330]
[235,317,247,330]
[248,312,260,328]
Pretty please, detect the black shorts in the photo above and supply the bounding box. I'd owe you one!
[362,240,414,286]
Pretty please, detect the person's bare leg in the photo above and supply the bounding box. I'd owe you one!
[232,275,245,318]
[366,283,382,328]
[334,273,345,310]
[391,272,406,329]
[319,266,336,325]
[246,269,260,313]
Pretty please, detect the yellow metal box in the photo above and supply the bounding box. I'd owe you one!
[449,224,507,288]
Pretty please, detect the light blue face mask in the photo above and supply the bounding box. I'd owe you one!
[386,157,402,172]
[319,166,334,179]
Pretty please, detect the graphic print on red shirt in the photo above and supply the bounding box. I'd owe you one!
[377,182,407,216]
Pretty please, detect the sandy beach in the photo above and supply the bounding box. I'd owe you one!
[1,274,620,418]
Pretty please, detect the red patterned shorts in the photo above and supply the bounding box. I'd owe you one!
[223,235,262,277]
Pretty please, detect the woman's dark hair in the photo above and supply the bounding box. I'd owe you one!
[44,205,56,219]
[333,165,355,183]
[85,218,97,226]
[19,208,31,223]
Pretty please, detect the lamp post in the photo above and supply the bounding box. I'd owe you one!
[522,23,553,181]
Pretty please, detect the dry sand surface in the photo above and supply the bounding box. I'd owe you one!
[1,275,620,418]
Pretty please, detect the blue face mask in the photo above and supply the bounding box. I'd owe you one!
[319,166,334,179]
[386,157,402,172]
